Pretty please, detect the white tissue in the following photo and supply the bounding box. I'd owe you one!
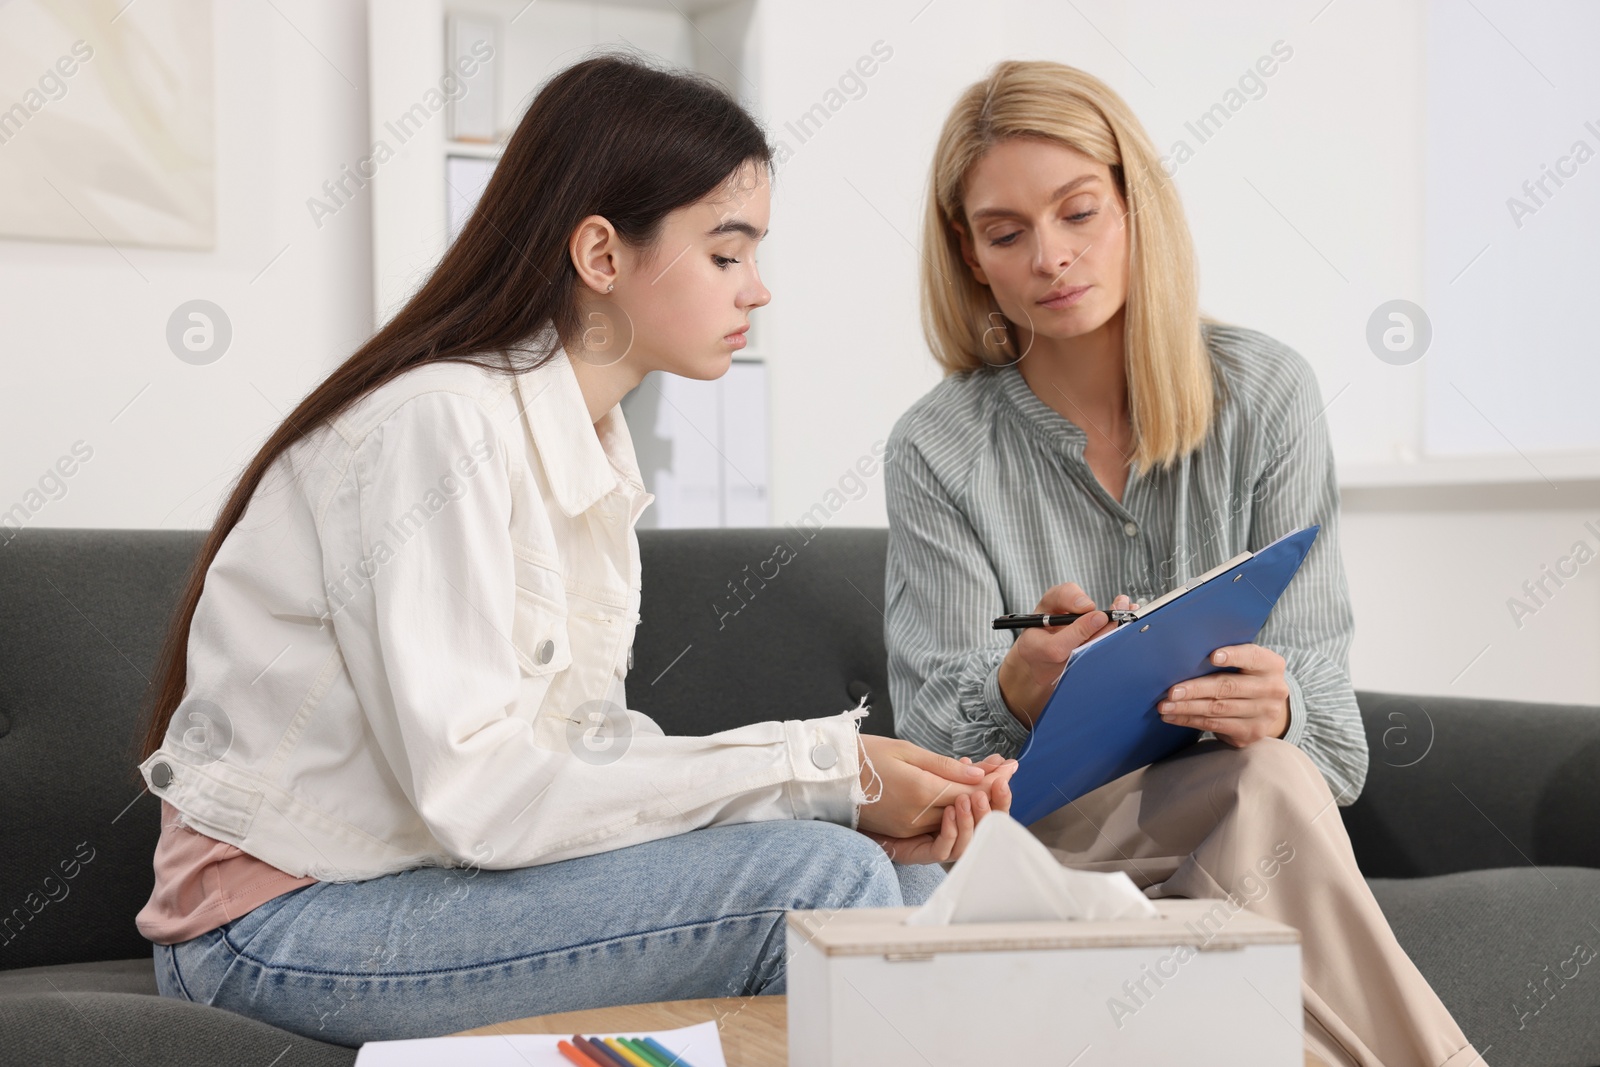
[905,811,1159,925]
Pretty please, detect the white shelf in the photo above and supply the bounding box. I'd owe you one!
[368,0,748,325]
[444,139,504,159]
[1340,450,1600,489]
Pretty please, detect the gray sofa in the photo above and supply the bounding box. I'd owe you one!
[2,527,1597,1066]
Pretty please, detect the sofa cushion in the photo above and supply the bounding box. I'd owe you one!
[1369,866,1600,1067]
[1344,692,1600,880]
[632,527,898,737]
[0,529,205,970]
[0,957,158,997]
[0,991,357,1066]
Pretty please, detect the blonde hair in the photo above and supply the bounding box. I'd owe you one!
[921,60,1218,476]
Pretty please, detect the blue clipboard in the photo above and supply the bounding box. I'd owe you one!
[1008,524,1320,825]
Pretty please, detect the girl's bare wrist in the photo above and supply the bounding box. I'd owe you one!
[855,733,883,800]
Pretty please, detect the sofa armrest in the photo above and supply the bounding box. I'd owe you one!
[1341,690,1600,878]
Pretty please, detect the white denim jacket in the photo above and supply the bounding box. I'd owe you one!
[138,353,866,882]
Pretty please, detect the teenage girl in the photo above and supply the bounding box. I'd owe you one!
[135,55,1013,1047]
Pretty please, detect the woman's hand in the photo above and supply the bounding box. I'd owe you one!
[997,591,1137,727]
[855,735,989,838]
[861,754,1016,865]
[1158,643,1291,745]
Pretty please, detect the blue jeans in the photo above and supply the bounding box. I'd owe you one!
[153,820,943,1047]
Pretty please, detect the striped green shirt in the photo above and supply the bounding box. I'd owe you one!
[883,323,1367,804]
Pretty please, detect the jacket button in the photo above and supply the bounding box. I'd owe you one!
[536,639,555,665]
[811,743,838,770]
[1123,521,1138,537]
[151,761,174,789]
[846,680,872,704]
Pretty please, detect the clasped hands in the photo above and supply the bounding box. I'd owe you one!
[854,735,1017,865]
[997,583,1292,746]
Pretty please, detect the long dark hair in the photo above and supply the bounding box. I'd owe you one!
[136,54,773,765]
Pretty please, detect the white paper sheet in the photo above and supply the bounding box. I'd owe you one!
[352,1018,728,1066]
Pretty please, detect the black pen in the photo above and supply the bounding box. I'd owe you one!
[992,609,1140,630]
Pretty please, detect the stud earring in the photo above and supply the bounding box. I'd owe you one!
[606,283,615,293]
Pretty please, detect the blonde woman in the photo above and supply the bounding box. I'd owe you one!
[884,60,1485,1067]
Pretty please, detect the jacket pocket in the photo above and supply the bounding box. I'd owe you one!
[511,559,572,678]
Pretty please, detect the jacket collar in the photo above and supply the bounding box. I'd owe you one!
[513,347,647,518]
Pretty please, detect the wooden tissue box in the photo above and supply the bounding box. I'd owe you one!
[786,899,1301,1066]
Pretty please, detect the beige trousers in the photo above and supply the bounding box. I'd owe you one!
[1026,738,1487,1067]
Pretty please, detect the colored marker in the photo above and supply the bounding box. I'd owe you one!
[619,1037,672,1067]
[575,1036,631,1067]
[602,1037,655,1067]
[558,1039,606,1067]
[642,1036,697,1067]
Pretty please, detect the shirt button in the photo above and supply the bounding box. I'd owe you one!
[536,639,555,664]
[810,743,839,770]
[1123,521,1139,537]
[151,761,174,789]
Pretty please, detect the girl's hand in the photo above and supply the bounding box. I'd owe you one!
[1158,643,1291,745]
[956,753,1017,814]
[861,754,1017,865]
[856,735,989,838]
[863,790,984,865]
[998,592,1138,727]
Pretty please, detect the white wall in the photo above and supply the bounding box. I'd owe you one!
[750,0,1427,530]
[2,0,1595,707]
[1342,485,1600,706]
[744,0,1598,707]
[0,0,373,532]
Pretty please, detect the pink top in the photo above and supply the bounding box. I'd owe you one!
[137,800,317,946]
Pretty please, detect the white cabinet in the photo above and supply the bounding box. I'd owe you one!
[365,0,767,527]
[623,361,770,529]
[365,0,755,325]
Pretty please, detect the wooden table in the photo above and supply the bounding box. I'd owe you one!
[454,996,1326,1065]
